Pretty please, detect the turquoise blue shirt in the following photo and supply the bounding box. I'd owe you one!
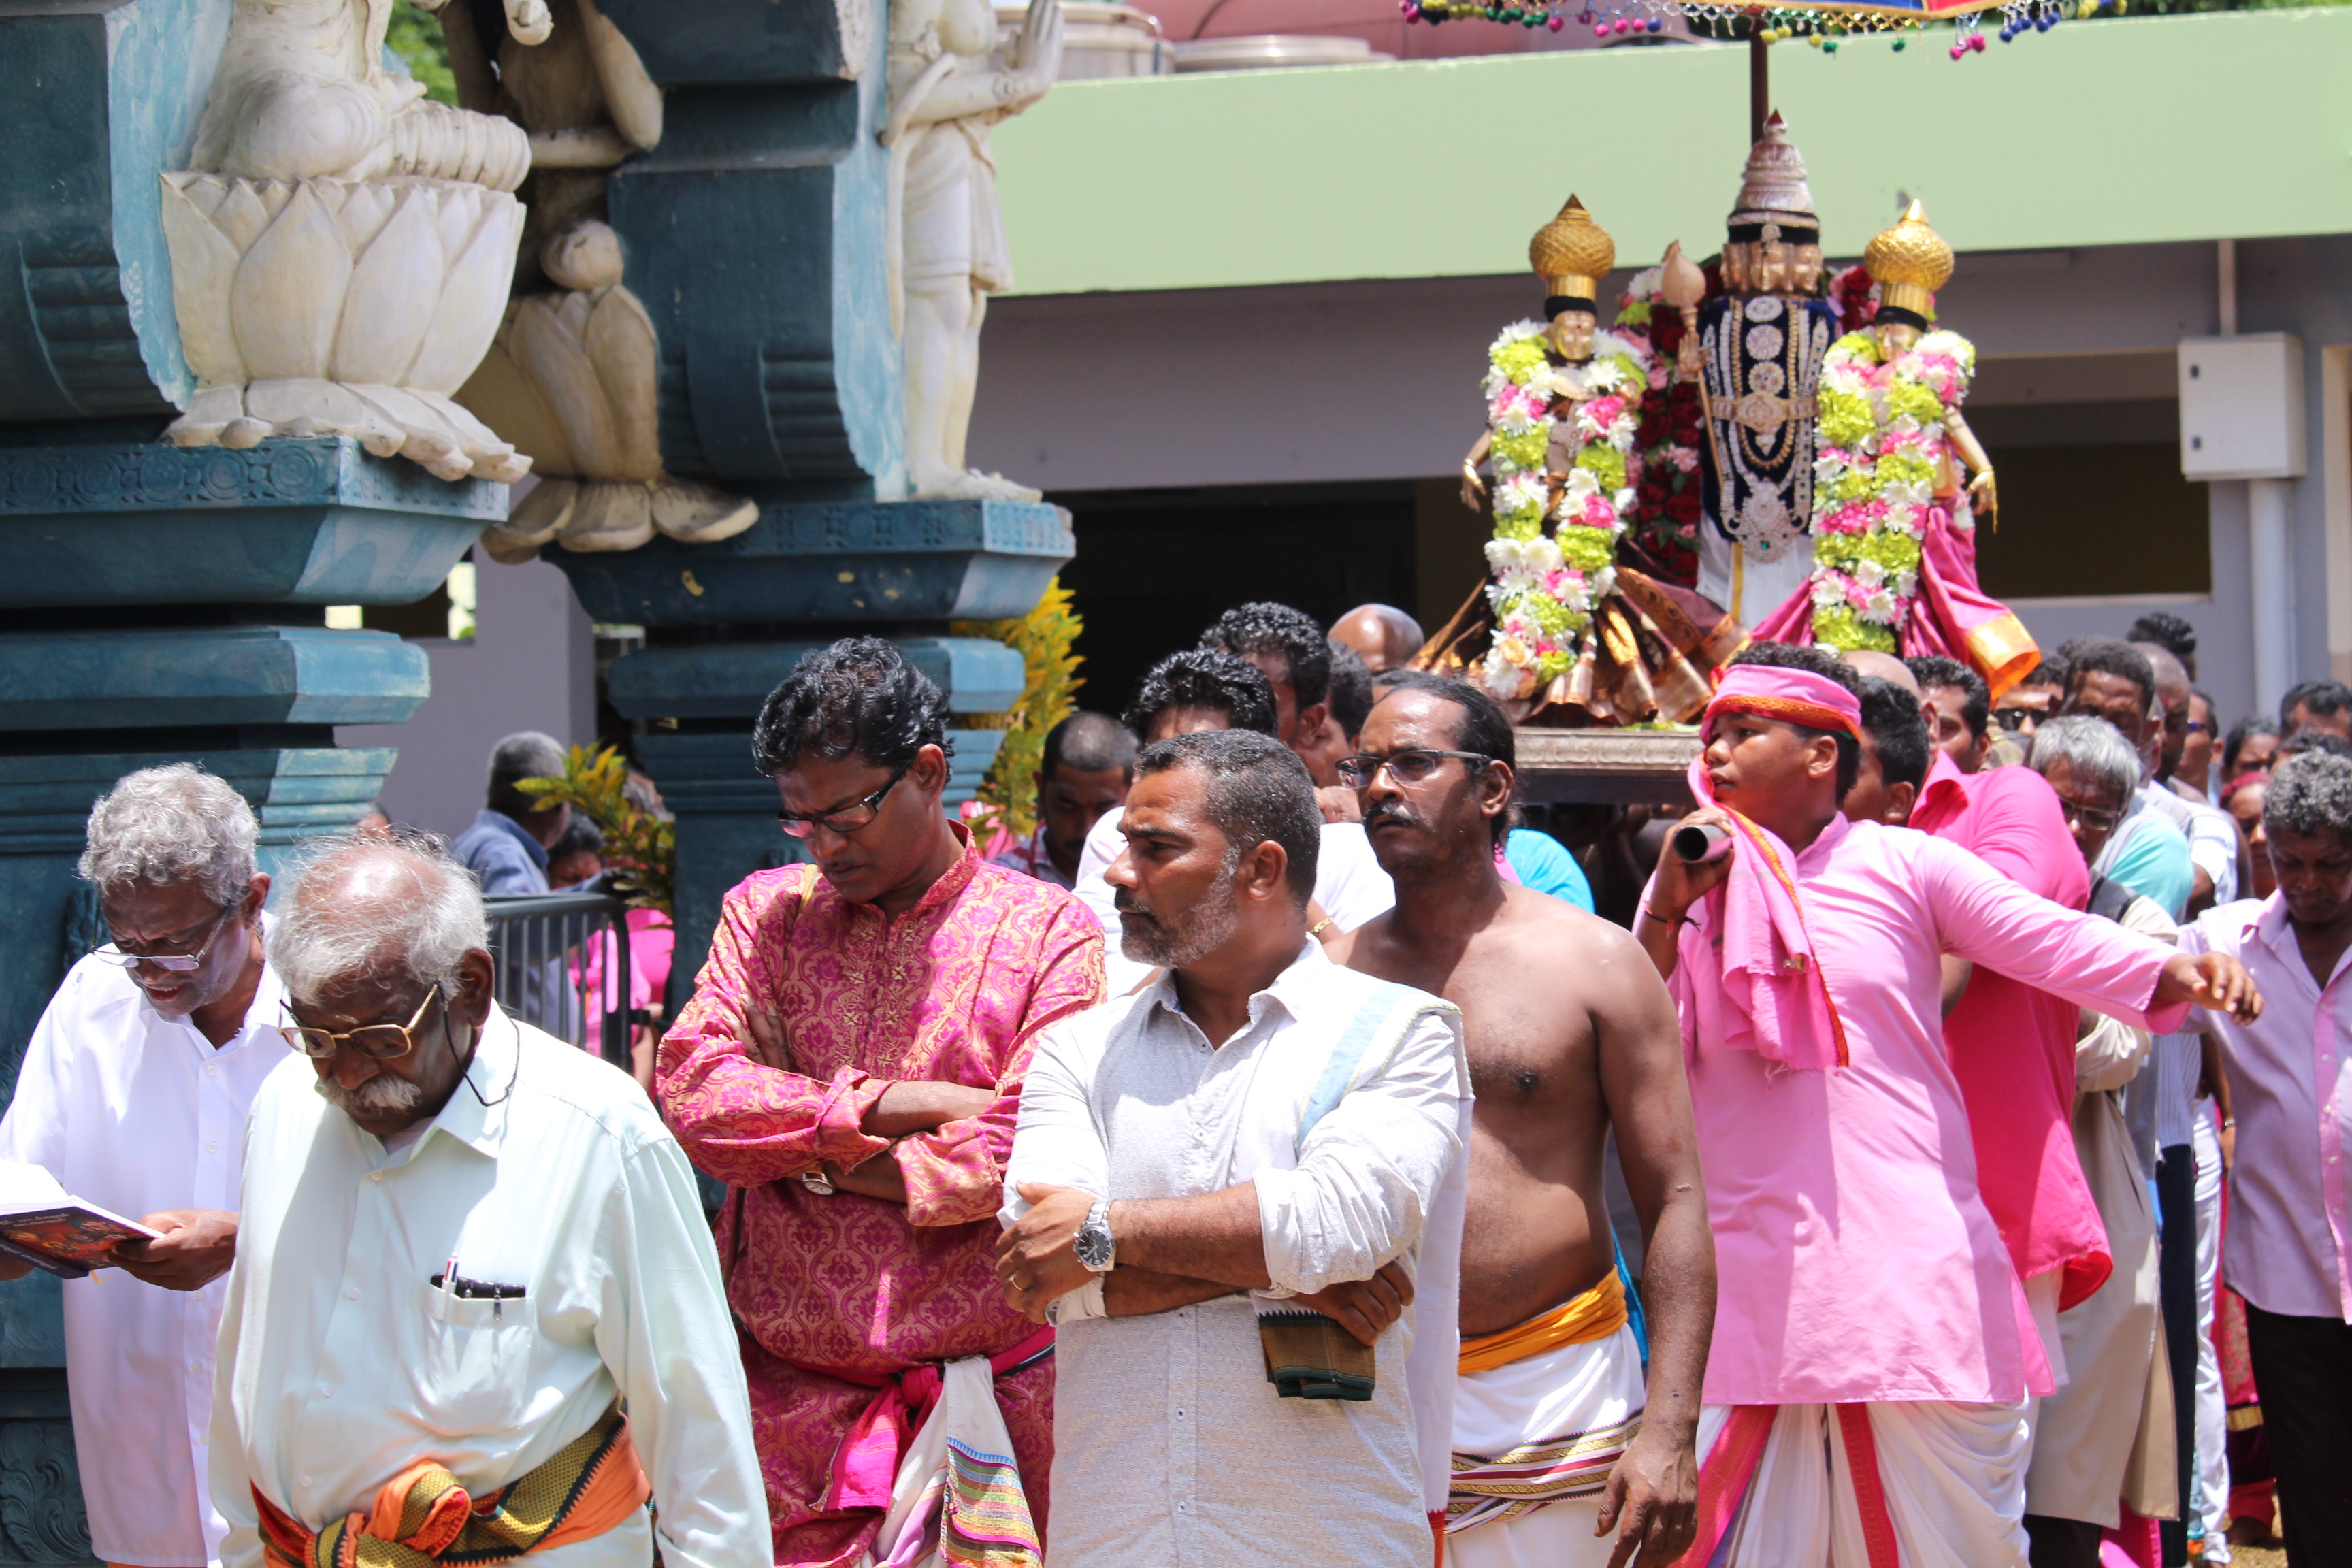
[2095,810,2195,921]
[1505,828,1594,913]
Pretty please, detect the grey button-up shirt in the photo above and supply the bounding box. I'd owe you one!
[1004,943,1467,1567]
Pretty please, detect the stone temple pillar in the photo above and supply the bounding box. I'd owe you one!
[0,5,502,1555]
[541,0,1074,998]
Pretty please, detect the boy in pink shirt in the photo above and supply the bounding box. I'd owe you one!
[1635,646,2260,1568]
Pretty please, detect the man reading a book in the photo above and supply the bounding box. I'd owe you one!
[995,728,1471,1565]
[209,831,770,1568]
[0,764,286,1568]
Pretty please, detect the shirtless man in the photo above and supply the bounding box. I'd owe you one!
[1331,672,1714,1568]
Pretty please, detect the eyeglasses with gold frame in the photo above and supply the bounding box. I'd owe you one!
[278,985,440,1060]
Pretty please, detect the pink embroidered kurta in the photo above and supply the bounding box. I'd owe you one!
[1663,813,2187,1407]
[658,833,1105,1568]
[1911,751,2114,1308]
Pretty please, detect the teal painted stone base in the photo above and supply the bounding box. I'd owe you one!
[0,440,502,608]
[547,497,1073,627]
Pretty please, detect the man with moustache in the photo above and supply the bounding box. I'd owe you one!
[997,728,1470,1566]
[1330,673,1715,1568]
[0,765,286,1568]
[658,638,1103,1567]
[212,832,769,1568]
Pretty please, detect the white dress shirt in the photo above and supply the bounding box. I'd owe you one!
[210,1010,770,1568]
[0,945,288,1568]
[1003,943,1467,1567]
[2183,896,2352,1322]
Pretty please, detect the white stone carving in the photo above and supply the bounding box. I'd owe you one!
[445,0,758,557]
[885,0,1062,501]
[160,0,555,480]
[463,223,757,559]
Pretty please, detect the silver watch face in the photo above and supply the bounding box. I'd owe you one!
[1074,1218,1113,1273]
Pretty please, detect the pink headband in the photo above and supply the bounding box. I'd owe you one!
[1702,664,1863,742]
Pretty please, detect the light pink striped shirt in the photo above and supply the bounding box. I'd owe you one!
[2183,895,2352,1323]
[1665,813,2188,1405]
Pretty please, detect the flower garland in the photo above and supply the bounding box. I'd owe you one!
[1477,319,1651,701]
[1610,266,1707,584]
[1807,327,1975,653]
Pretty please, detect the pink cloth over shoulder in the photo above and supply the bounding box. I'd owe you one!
[1661,812,2188,1405]
[1679,665,1863,1073]
[656,827,1105,1568]
[1912,752,2113,1307]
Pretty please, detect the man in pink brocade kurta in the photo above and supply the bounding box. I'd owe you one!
[657,639,1105,1568]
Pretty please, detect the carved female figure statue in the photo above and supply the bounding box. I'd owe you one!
[1751,203,2040,695]
[440,0,759,555]
[884,0,1063,500]
[1424,198,1742,725]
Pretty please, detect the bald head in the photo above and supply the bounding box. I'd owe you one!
[270,833,491,1004]
[1330,604,1425,675]
[2135,642,2191,704]
[1842,649,1920,696]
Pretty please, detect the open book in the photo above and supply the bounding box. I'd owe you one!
[0,1160,160,1279]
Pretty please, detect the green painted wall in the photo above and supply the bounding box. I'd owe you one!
[994,8,2352,295]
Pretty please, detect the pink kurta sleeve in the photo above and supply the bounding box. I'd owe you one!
[1916,834,2187,1032]
[894,901,1105,1228]
[657,872,892,1185]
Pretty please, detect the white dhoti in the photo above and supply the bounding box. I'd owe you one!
[1446,1322,1646,1568]
[1697,525,1814,627]
[1689,1399,2031,1568]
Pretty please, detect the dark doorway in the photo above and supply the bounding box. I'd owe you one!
[1049,480,1418,717]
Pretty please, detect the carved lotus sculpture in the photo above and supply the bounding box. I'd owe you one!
[159,173,531,482]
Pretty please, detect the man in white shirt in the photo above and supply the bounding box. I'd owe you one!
[997,728,1470,1567]
[0,764,282,1568]
[210,832,769,1568]
[1071,651,1394,993]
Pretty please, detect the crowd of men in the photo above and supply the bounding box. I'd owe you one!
[5,598,2349,1568]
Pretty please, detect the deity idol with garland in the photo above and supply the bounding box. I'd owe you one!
[1673,114,1842,625]
[1750,201,2040,696]
[1420,196,1743,725]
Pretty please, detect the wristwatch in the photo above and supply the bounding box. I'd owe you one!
[1073,1197,1115,1273]
[800,1167,836,1196]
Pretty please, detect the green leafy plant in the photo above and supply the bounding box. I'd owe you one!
[387,0,459,105]
[516,745,675,915]
[951,577,1083,839]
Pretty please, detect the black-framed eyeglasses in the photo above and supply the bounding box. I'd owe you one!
[777,766,909,840]
[1992,708,2032,733]
[1335,750,1492,789]
[2053,797,2123,834]
[279,985,441,1060]
[91,903,240,973]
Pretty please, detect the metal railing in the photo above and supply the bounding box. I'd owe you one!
[482,892,633,1068]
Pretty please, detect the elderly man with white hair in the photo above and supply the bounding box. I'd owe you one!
[208,831,769,1568]
[0,763,282,1568]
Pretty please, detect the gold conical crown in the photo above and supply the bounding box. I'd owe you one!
[1865,199,1954,316]
[1529,195,1614,301]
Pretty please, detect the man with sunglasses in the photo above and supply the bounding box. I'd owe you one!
[1328,673,1714,1568]
[657,638,1102,1568]
[212,830,769,1568]
[0,764,283,1568]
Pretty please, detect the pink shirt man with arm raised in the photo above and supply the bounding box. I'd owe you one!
[1633,650,2260,1568]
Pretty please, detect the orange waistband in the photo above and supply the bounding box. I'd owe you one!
[255,1405,649,1568]
[1458,1270,1629,1376]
